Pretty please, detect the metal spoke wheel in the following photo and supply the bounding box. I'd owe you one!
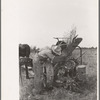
[53,59,80,88]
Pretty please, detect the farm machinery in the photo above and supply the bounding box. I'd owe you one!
[19,33,86,92]
[42,36,86,92]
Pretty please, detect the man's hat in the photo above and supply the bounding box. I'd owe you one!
[51,45,61,55]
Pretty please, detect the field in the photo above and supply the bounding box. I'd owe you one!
[20,48,97,100]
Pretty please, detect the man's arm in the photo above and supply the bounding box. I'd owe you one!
[52,55,66,63]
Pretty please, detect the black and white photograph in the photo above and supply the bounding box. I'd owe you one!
[2,0,98,100]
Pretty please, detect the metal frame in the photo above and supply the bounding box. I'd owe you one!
[76,46,82,64]
[54,37,83,65]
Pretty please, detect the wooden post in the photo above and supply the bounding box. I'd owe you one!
[19,63,23,85]
[25,63,30,79]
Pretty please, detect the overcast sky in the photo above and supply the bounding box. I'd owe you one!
[2,0,98,48]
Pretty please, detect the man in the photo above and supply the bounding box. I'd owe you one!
[32,45,66,95]
[38,45,62,62]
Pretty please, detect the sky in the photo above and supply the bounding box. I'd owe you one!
[2,0,98,48]
[1,0,98,100]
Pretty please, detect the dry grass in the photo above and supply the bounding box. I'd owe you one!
[20,48,97,100]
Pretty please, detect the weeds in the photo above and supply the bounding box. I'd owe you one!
[20,49,97,100]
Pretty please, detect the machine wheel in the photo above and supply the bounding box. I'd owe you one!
[54,59,78,86]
